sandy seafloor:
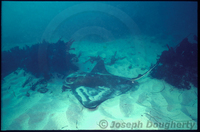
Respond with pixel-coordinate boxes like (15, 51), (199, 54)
(1, 35), (197, 130)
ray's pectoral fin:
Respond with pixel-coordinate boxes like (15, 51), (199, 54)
(91, 59), (110, 74)
(131, 62), (159, 83)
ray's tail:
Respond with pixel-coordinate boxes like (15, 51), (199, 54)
(130, 62), (159, 83)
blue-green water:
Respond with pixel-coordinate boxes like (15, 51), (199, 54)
(2, 1), (197, 47)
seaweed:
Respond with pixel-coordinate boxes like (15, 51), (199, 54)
(30, 78), (47, 91)
(83, 51), (126, 65)
(37, 87), (49, 93)
(2, 39), (79, 80)
(150, 34), (197, 89)
(128, 64), (132, 69)
(22, 76), (33, 88)
(25, 92), (30, 97)
(84, 55), (102, 64)
(71, 52), (82, 63)
(107, 51), (126, 65)
(12, 90), (16, 97)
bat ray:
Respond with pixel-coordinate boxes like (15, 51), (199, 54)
(63, 60), (157, 109)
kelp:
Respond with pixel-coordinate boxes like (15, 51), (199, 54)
(150, 34), (197, 89)
(2, 39), (79, 80)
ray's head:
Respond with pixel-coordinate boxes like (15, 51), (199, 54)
(65, 76), (78, 84)
(62, 73), (81, 92)
(64, 72), (86, 85)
